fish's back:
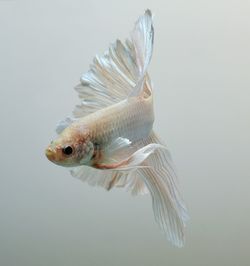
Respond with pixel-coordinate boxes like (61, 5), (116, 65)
(85, 96), (154, 145)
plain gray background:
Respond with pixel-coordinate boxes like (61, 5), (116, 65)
(0, 1), (249, 265)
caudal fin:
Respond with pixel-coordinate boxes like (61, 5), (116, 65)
(136, 131), (189, 247)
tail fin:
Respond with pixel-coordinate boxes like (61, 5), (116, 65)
(136, 131), (189, 247)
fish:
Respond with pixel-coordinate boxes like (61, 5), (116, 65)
(45, 10), (189, 247)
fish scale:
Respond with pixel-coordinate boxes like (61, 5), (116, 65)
(78, 95), (154, 147)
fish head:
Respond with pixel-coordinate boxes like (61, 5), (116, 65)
(45, 126), (94, 167)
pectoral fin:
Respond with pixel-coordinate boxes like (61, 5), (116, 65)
(94, 143), (166, 170)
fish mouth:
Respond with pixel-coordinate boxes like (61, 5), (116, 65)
(45, 147), (55, 161)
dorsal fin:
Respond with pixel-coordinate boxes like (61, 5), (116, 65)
(130, 9), (154, 97)
(73, 10), (154, 118)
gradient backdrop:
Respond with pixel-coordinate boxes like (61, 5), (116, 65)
(0, 1), (249, 265)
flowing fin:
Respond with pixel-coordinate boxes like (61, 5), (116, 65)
(125, 170), (149, 195)
(70, 136), (151, 195)
(104, 137), (132, 160)
(134, 132), (189, 247)
(93, 131), (189, 246)
(73, 10), (154, 118)
(71, 166), (115, 189)
(70, 165), (148, 196)
(130, 9), (154, 97)
(97, 137), (134, 166)
(71, 131), (188, 245)
(95, 143), (166, 171)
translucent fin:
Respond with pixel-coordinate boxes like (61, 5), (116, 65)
(55, 117), (76, 134)
(72, 131), (188, 245)
(70, 136), (150, 195)
(95, 143), (166, 171)
(70, 165), (148, 196)
(105, 137), (131, 158)
(71, 166), (115, 189)
(73, 10), (154, 118)
(111, 169), (149, 195)
(125, 170), (149, 195)
(130, 9), (154, 96)
(117, 143), (166, 170)
(135, 132), (189, 247)
(96, 137), (134, 166)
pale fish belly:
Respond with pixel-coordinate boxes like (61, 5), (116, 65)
(86, 97), (154, 145)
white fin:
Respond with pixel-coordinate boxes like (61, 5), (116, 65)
(70, 165), (148, 196)
(73, 10), (154, 118)
(108, 169), (149, 195)
(70, 137), (149, 195)
(113, 143), (167, 170)
(130, 9), (154, 96)
(55, 117), (76, 134)
(95, 142), (166, 171)
(135, 132), (189, 247)
(71, 166), (115, 189)
(98, 137), (133, 165)
(125, 170), (149, 195)
(105, 137), (131, 157)
(72, 131), (188, 246)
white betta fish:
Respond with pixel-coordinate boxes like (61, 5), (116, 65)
(45, 10), (189, 247)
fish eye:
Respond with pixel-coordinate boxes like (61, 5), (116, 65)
(62, 146), (73, 156)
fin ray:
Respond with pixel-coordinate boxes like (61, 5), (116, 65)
(130, 9), (154, 96)
(135, 132), (189, 246)
(73, 10), (154, 118)
(70, 165), (148, 196)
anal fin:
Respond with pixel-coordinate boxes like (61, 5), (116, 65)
(71, 130), (189, 247)
(70, 165), (148, 196)
(134, 131), (189, 247)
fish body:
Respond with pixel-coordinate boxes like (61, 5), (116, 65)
(46, 10), (189, 247)
(73, 91), (153, 146)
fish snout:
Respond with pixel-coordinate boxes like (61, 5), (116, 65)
(45, 147), (56, 162)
